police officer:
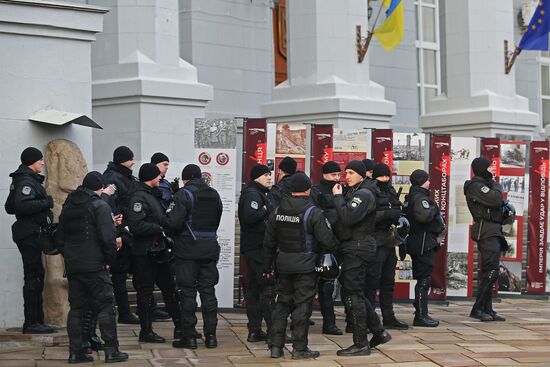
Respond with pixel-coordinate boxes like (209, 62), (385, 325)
(268, 156), (296, 209)
(332, 161), (391, 356)
(310, 161), (343, 336)
(238, 164), (274, 342)
(102, 146), (140, 324)
(126, 163), (181, 343)
(465, 157), (507, 322)
(264, 172), (337, 359)
(362, 159), (375, 179)
(151, 152), (179, 207)
(403, 169), (445, 327)
(364, 163), (408, 330)
(163, 164), (223, 349)
(7, 147), (55, 334)
(57, 172), (128, 364)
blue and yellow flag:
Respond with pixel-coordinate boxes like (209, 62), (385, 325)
(373, 0), (404, 52)
(519, 1), (550, 50)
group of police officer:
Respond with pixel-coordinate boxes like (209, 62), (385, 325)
(6, 144), (512, 363)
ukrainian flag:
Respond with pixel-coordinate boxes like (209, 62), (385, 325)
(373, 0), (404, 52)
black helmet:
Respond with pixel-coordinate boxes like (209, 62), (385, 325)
(502, 201), (516, 235)
(388, 216), (410, 246)
(315, 253), (340, 280)
(39, 222), (60, 256)
(435, 214), (447, 244)
(148, 232), (175, 264)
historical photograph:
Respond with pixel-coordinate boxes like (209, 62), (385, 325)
(498, 262), (522, 293)
(500, 143), (526, 168)
(275, 123), (306, 155)
(500, 176), (526, 194)
(447, 252), (468, 295)
(393, 133), (425, 161)
(194, 119), (237, 149)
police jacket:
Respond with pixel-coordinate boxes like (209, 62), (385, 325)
(464, 176), (504, 241)
(9, 165), (53, 242)
(403, 186), (445, 256)
(268, 174), (292, 211)
(333, 179), (377, 259)
(311, 179), (344, 239)
(102, 162), (138, 216)
(365, 179), (403, 246)
(158, 177), (174, 208)
(163, 178), (223, 260)
(263, 196), (336, 274)
(238, 181), (270, 254)
(126, 183), (166, 257)
(57, 187), (117, 274)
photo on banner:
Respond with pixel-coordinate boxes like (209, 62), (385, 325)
(275, 123), (306, 177)
(194, 118), (237, 308)
(332, 128), (370, 182)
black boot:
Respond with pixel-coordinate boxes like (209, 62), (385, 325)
(172, 336), (197, 349)
(68, 351), (94, 364)
(470, 270), (498, 322)
(322, 324), (343, 335)
(22, 323), (55, 334)
(369, 330), (392, 348)
(337, 295), (372, 356)
(138, 306), (165, 343)
(484, 294), (506, 321)
(292, 347), (320, 359)
(270, 346), (284, 358)
(413, 277), (439, 327)
(205, 333), (218, 348)
(247, 330), (268, 342)
(152, 308), (171, 321)
(383, 317), (409, 330)
(104, 345), (129, 363)
(337, 344), (371, 356)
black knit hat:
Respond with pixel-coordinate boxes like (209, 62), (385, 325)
(113, 146), (134, 165)
(139, 163), (161, 182)
(290, 171), (311, 192)
(322, 161), (341, 174)
(372, 163), (391, 179)
(410, 169), (429, 186)
(20, 147), (43, 166)
(362, 158), (375, 172)
(345, 160), (366, 178)
(278, 156), (297, 175)
(471, 157), (491, 177)
(83, 171), (105, 191)
(251, 164), (271, 181)
(181, 164), (202, 180)
(151, 152), (169, 165)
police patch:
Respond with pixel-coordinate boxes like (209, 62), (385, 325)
(133, 202), (142, 212)
(422, 200), (430, 209)
(166, 202), (175, 213)
(22, 186), (31, 195)
(251, 201), (259, 210)
(351, 196), (362, 205)
(325, 218), (332, 229)
(351, 202), (358, 208)
(480, 186), (490, 194)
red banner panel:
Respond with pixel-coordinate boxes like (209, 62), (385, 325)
(371, 129), (393, 172)
(242, 119), (267, 189)
(428, 135), (451, 300)
(310, 125), (333, 185)
(480, 138), (501, 180)
(527, 141), (550, 294)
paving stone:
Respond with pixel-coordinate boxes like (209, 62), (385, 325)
(382, 350), (428, 362)
(424, 353), (481, 366)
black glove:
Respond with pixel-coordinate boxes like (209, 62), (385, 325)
(46, 196), (54, 209)
(170, 178), (180, 193)
(398, 243), (407, 261)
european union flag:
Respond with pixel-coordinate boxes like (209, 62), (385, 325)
(519, 1), (550, 50)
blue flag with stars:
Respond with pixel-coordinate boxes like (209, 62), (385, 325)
(519, 1), (550, 50)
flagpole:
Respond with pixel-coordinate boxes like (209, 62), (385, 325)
(504, 40), (522, 75)
(357, 2), (386, 63)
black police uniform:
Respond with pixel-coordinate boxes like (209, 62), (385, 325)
(57, 186), (127, 362)
(102, 162), (138, 321)
(163, 178), (223, 347)
(403, 185), (445, 326)
(364, 179), (405, 328)
(238, 181), (274, 340)
(268, 174), (292, 210)
(126, 183), (180, 342)
(263, 196), (337, 355)
(9, 165), (54, 333)
(333, 179), (390, 355)
(464, 175), (506, 321)
(311, 179), (343, 334)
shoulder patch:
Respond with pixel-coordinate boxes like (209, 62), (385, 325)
(325, 218), (332, 230)
(480, 186), (490, 194)
(166, 202), (175, 213)
(250, 201), (259, 210)
(22, 186), (31, 195)
(422, 200), (430, 209)
(351, 196), (363, 205)
(133, 202), (143, 212)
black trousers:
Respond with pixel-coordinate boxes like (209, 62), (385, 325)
(474, 237), (501, 312)
(243, 251), (274, 334)
(132, 256), (180, 333)
(271, 272), (317, 350)
(67, 270), (117, 353)
(365, 246), (397, 321)
(411, 251), (435, 280)
(318, 278), (337, 328)
(411, 251), (435, 313)
(16, 236), (45, 325)
(110, 242), (132, 317)
(175, 258), (219, 337)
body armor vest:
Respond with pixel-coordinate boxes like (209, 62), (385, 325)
(275, 206), (314, 253)
(182, 186), (220, 237)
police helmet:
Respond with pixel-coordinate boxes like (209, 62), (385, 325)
(315, 253), (340, 280)
(148, 233), (175, 264)
(388, 216), (410, 246)
(435, 214), (447, 244)
(502, 201), (516, 235)
(40, 223), (60, 256)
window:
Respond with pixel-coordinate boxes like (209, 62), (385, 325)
(415, 0), (440, 115)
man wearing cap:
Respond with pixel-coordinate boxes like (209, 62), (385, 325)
(7, 147), (55, 334)
(310, 161), (343, 336)
(332, 160), (391, 356)
(464, 157), (507, 322)
(163, 164), (223, 349)
(364, 163), (408, 330)
(264, 172), (337, 359)
(102, 146), (140, 325)
(238, 164), (274, 343)
(403, 169), (445, 327)
(126, 163), (181, 343)
(151, 152), (179, 207)
(362, 159), (375, 179)
(269, 156), (297, 210)
(57, 172), (128, 364)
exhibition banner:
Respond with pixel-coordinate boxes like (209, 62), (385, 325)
(332, 128), (369, 182)
(371, 129), (393, 172)
(527, 141), (549, 294)
(275, 123), (306, 178)
(242, 119), (267, 189)
(310, 125), (333, 184)
(428, 134), (451, 300)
